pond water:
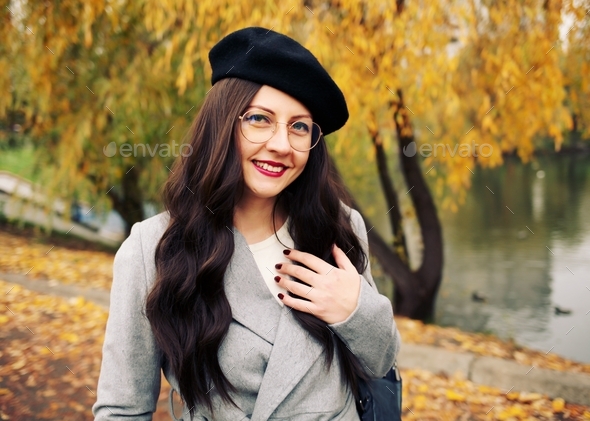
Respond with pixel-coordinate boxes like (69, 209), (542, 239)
(436, 154), (590, 363)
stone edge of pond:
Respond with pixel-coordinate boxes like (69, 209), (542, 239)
(398, 343), (590, 407)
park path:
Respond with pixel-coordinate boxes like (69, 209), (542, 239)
(0, 271), (110, 308)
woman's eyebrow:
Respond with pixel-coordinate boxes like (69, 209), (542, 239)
(248, 105), (312, 120)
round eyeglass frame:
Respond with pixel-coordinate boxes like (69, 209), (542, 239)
(238, 110), (323, 152)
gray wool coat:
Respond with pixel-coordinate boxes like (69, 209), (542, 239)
(92, 208), (400, 421)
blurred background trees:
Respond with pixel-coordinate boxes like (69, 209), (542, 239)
(1, 0), (588, 320)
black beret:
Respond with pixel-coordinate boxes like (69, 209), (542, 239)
(209, 27), (348, 135)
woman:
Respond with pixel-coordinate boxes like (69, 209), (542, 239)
(93, 27), (400, 421)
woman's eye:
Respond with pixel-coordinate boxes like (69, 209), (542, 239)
(246, 113), (271, 125)
(291, 121), (310, 133)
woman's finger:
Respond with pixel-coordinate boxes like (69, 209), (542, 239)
(281, 248), (333, 275)
(275, 262), (320, 287)
(275, 275), (316, 299)
(331, 244), (358, 273)
(278, 291), (320, 316)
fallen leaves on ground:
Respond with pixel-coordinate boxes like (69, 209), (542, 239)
(401, 368), (590, 420)
(0, 228), (114, 290)
(2, 278), (590, 420)
(0, 279), (171, 420)
(396, 317), (590, 375)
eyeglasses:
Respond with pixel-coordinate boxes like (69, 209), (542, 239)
(238, 109), (322, 152)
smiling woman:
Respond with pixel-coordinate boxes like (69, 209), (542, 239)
(92, 27), (401, 421)
(237, 86), (313, 215)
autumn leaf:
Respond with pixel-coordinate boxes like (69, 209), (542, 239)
(445, 389), (467, 402)
(553, 398), (566, 412)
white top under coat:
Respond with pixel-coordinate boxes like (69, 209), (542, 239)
(248, 218), (293, 306)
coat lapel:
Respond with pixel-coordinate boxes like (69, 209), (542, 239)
(250, 295), (324, 420)
(225, 227), (283, 344)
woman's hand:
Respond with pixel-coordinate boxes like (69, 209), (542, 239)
(274, 245), (361, 324)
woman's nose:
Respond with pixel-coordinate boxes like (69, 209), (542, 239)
(266, 123), (292, 153)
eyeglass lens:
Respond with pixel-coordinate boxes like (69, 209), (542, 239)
(240, 110), (321, 151)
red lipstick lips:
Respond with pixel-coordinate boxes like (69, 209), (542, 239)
(252, 160), (287, 177)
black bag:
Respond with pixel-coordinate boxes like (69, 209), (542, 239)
(356, 363), (402, 421)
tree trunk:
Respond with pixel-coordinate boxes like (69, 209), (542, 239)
(391, 89), (443, 320)
(351, 188), (441, 321)
(107, 165), (145, 236)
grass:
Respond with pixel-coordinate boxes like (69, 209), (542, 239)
(0, 145), (41, 183)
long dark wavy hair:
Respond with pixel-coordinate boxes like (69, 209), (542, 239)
(145, 78), (371, 417)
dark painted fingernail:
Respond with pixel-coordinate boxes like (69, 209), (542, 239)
(283, 249), (291, 255)
(274, 276), (280, 282)
(275, 263), (282, 269)
(278, 293), (284, 300)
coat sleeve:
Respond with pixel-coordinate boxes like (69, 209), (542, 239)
(93, 222), (162, 420)
(328, 208), (401, 378)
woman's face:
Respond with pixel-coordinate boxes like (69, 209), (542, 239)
(237, 85), (312, 204)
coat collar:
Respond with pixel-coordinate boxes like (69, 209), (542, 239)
(227, 227), (324, 421)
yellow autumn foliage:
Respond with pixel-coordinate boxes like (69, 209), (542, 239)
(0, 0), (588, 215)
